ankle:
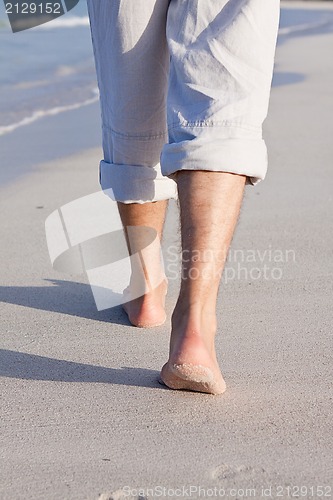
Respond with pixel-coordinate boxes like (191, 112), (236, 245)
(127, 273), (167, 297)
(172, 300), (217, 333)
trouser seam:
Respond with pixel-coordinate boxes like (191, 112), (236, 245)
(102, 124), (168, 141)
(168, 121), (261, 132)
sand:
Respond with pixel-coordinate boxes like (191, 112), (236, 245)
(1, 2), (332, 499)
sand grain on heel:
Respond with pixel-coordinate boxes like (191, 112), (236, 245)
(160, 362), (226, 395)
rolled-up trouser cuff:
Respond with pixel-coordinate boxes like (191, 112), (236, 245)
(99, 160), (178, 204)
(161, 128), (268, 185)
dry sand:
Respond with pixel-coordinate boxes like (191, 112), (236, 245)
(1, 2), (332, 499)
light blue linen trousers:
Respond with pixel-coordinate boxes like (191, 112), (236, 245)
(87, 0), (280, 203)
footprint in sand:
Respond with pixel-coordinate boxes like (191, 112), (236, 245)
(211, 465), (322, 500)
(211, 463), (292, 488)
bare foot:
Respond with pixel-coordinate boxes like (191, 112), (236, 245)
(122, 279), (167, 328)
(160, 312), (226, 395)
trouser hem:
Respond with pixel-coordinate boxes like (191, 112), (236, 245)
(161, 134), (268, 185)
(99, 160), (178, 204)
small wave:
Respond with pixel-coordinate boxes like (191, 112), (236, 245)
(278, 20), (332, 36)
(0, 91), (99, 136)
(32, 15), (89, 30)
(13, 79), (51, 89)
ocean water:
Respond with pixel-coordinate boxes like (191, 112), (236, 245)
(0, 0), (97, 135)
(1, 1), (333, 139)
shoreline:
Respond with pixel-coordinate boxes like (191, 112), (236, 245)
(0, 101), (102, 187)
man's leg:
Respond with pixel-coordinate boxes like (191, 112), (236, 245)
(87, 0), (176, 326)
(119, 200), (168, 328)
(160, 171), (245, 394)
(159, 0), (280, 393)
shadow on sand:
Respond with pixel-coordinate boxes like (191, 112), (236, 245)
(0, 279), (131, 324)
(0, 348), (164, 388)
